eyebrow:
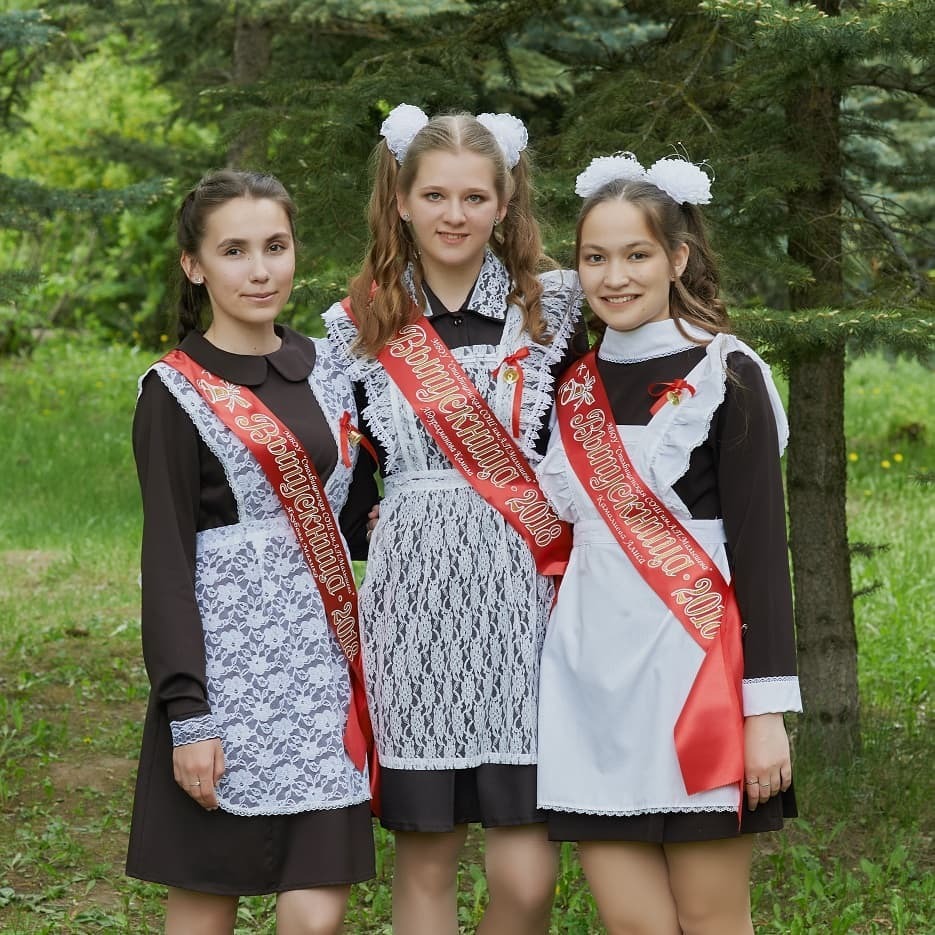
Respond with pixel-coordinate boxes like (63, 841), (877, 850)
(580, 240), (655, 251)
(216, 232), (292, 249)
(414, 184), (492, 194)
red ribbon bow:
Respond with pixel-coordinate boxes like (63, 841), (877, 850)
(648, 378), (696, 416)
(339, 411), (378, 468)
(491, 346), (530, 437)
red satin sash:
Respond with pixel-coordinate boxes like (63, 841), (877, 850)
(341, 298), (571, 577)
(161, 349), (378, 802)
(556, 350), (743, 801)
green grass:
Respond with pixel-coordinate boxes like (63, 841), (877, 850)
(0, 334), (932, 932)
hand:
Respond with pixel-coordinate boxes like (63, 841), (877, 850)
(173, 738), (225, 811)
(743, 712), (792, 810)
(366, 502), (380, 541)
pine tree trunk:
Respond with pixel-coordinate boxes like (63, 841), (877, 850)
(226, 14), (273, 169)
(785, 0), (860, 760)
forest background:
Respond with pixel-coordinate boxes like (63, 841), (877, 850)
(0, 0), (933, 931)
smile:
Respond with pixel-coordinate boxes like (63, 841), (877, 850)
(244, 292), (276, 301)
(603, 295), (638, 304)
(438, 232), (469, 243)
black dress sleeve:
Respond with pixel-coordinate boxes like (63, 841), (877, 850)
(339, 445), (380, 561)
(717, 354), (797, 681)
(133, 372), (214, 725)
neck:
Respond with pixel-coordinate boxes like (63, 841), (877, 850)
(204, 320), (282, 356)
(420, 254), (485, 312)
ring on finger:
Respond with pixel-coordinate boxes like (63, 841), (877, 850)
(189, 780), (202, 787)
(745, 779), (759, 785)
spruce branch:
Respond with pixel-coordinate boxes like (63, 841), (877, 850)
(841, 180), (929, 297)
(846, 64), (935, 100)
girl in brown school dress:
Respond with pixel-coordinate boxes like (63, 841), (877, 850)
(127, 170), (376, 934)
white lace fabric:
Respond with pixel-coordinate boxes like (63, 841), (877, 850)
(151, 339), (370, 816)
(324, 264), (582, 768)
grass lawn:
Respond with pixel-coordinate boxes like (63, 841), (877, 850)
(0, 335), (932, 933)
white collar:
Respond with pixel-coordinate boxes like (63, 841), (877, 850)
(405, 249), (511, 321)
(597, 317), (712, 363)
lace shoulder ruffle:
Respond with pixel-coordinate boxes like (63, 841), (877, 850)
(535, 429), (581, 524)
(647, 334), (788, 505)
(322, 301), (383, 382)
(504, 269), (582, 457)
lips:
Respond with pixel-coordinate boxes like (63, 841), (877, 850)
(244, 292), (276, 300)
(438, 232), (469, 244)
(602, 295), (638, 304)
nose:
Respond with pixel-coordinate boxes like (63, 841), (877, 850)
(604, 259), (630, 288)
(249, 255), (271, 282)
(443, 200), (466, 225)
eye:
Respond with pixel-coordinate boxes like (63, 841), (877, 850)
(224, 247), (243, 257)
(268, 242), (287, 253)
(629, 251), (648, 261)
(466, 193), (485, 204)
(425, 192), (443, 201)
(583, 253), (605, 264)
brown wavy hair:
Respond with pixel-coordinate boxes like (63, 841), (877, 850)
(575, 178), (728, 341)
(349, 113), (553, 356)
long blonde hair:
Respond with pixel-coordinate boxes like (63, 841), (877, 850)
(349, 113), (552, 356)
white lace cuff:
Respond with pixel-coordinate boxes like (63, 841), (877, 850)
(742, 676), (803, 716)
(170, 713), (220, 747)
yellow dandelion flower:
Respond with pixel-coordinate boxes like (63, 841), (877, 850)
(160, 334), (168, 343)
(893, 453), (903, 463)
(848, 452), (858, 462)
(881, 460), (891, 469)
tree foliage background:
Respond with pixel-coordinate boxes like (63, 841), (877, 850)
(1, 0), (932, 759)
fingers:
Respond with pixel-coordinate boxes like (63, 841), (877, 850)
(172, 739), (223, 811)
(366, 502), (381, 542)
(744, 764), (791, 809)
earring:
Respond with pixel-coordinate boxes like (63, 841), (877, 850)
(402, 213), (411, 222)
(193, 277), (203, 285)
(493, 217), (500, 227)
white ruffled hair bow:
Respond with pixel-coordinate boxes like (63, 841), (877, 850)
(575, 151), (713, 205)
(380, 103), (528, 168)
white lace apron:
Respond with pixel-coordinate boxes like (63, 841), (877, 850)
(148, 338), (371, 816)
(536, 335), (788, 816)
(325, 268), (581, 769)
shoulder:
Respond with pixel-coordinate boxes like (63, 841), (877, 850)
(535, 268), (584, 339)
(133, 366), (197, 451)
(708, 337), (789, 453)
(537, 268), (580, 299)
(322, 298), (381, 381)
(323, 299), (359, 349)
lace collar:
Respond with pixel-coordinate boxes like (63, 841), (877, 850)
(404, 249), (511, 321)
(178, 325), (315, 387)
(597, 317), (711, 363)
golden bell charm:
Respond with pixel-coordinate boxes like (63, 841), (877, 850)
(502, 366), (520, 384)
(347, 428), (362, 446)
(667, 390), (681, 406)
